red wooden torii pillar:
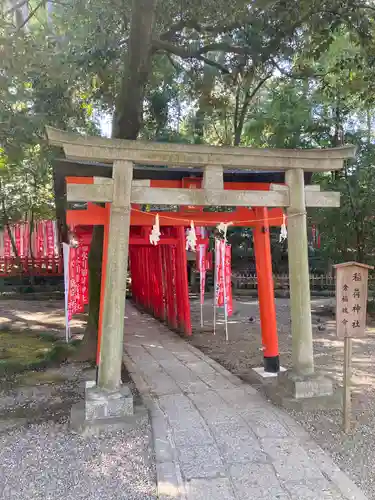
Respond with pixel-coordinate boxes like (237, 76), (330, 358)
(65, 175), (282, 373)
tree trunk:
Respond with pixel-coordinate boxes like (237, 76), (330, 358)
(194, 61), (220, 144)
(234, 87), (251, 146)
(112, 0), (157, 139)
(79, 0), (157, 362)
(233, 71), (270, 146)
(332, 96), (344, 181)
(75, 224), (104, 362)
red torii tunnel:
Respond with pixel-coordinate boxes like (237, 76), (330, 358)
(64, 172), (286, 373)
(129, 226), (192, 335)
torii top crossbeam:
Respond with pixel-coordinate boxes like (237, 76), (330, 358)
(47, 127), (355, 210)
(46, 126), (356, 392)
(47, 126), (354, 170)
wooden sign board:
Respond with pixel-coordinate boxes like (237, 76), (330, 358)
(334, 262), (373, 339)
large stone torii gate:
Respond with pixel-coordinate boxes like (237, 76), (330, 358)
(46, 127), (355, 412)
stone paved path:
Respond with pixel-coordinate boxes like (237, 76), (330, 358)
(123, 303), (367, 500)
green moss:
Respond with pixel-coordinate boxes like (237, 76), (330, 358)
(44, 342), (76, 363)
(0, 331), (78, 378)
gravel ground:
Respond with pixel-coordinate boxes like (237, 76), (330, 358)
(0, 362), (156, 500)
(3, 297), (374, 498)
(189, 296), (375, 499)
(0, 421), (156, 500)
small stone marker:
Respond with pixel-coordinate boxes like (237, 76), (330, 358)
(334, 262), (374, 432)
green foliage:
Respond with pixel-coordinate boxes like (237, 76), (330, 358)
(2, 0), (375, 287)
(0, 7), (101, 228)
(312, 141), (375, 267)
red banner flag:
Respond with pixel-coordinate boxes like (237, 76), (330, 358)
(23, 223), (30, 258)
(37, 222), (44, 258)
(81, 242), (90, 305)
(3, 229), (11, 258)
(76, 245), (84, 313)
(68, 246), (77, 320)
(214, 240), (233, 316)
(68, 246), (84, 319)
(46, 220), (55, 259)
(198, 243), (207, 306)
(224, 244), (233, 317)
(15, 225), (21, 257)
(215, 239), (224, 307)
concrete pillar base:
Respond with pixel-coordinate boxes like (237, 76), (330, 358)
(278, 370), (333, 398)
(84, 381), (133, 420)
(264, 370), (343, 411)
(252, 366), (287, 380)
(70, 381), (147, 436)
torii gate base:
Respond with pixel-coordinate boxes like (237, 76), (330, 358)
(47, 127), (355, 429)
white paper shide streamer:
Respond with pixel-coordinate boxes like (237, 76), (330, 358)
(216, 222), (232, 240)
(150, 214), (161, 245)
(279, 213), (287, 243)
(186, 221), (197, 251)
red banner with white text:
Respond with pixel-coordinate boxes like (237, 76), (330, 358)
(3, 230), (11, 258)
(0, 220), (60, 259)
(68, 246), (81, 320)
(198, 243), (207, 306)
(46, 220), (55, 259)
(214, 240), (233, 316)
(215, 239), (224, 307)
(67, 228), (93, 320)
(224, 244), (233, 317)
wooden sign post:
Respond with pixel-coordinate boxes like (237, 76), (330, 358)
(334, 262), (373, 433)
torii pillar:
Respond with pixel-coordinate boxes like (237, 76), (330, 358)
(273, 170), (335, 406)
(285, 169), (314, 376)
(98, 162), (133, 390)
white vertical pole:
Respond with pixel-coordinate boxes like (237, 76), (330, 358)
(222, 239), (229, 342)
(213, 238), (219, 335)
(343, 336), (353, 433)
(62, 243), (70, 343)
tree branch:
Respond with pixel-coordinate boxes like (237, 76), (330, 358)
(16, 1), (44, 31)
(159, 17), (249, 41)
(166, 53), (181, 72)
(270, 58), (331, 80)
(356, 2), (375, 12)
(211, 119), (226, 145)
(233, 72), (272, 145)
(5, 0), (28, 15)
(247, 73), (273, 102)
(233, 82), (241, 142)
(153, 39), (249, 74)
(166, 51), (230, 76)
(153, 39), (250, 58)
(198, 55), (230, 74)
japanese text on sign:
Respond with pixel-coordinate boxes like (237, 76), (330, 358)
(335, 264), (372, 339)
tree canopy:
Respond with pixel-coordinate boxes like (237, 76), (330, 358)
(2, 0), (375, 357)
